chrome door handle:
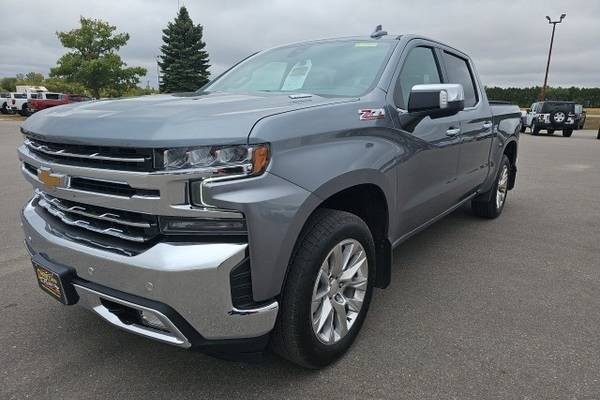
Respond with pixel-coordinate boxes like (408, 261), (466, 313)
(482, 121), (493, 130)
(446, 127), (461, 137)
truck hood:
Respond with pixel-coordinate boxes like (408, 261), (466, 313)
(22, 92), (355, 147)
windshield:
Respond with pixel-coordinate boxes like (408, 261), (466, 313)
(205, 40), (395, 97)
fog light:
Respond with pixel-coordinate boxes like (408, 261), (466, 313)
(159, 216), (247, 235)
(140, 310), (169, 332)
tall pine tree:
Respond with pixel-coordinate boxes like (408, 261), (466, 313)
(159, 7), (210, 93)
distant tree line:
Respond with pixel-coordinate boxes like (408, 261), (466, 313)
(485, 86), (600, 108)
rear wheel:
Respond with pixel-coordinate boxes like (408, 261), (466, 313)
(562, 129), (573, 137)
(271, 209), (375, 368)
(0, 103), (7, 114)
(520, 124), (526, 133)
(531, 121), (540, 135)
(472, 155), (510, 219)
(20, 104), (29, 116)
(547, 129), (555, 135)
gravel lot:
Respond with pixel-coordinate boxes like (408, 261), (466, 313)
(1, 119), (599, 399)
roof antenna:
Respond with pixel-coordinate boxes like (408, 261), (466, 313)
(370, 24), (387, 39)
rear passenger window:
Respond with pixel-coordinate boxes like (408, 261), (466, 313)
(443, 52), (478, 108)
(395, 47), (441, 109)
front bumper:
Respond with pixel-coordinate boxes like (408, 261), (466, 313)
(22, 198), (278, 348)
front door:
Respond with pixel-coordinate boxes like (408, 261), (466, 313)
(389, 45), (462, 236)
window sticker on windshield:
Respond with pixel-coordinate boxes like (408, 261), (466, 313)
(355, 43), (378, 47)
(282, 60), (312, 90)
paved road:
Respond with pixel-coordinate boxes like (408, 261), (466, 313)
(1, 120), (599, 399)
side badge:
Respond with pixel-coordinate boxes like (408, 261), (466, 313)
(358, 108), (385, 121)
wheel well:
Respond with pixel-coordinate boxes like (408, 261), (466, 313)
(319, 184), (392, 289)
(504, 141), (517, 190)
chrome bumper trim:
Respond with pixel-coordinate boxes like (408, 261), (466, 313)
(74, 284), (191, 348)
(22, 199), (279, 340)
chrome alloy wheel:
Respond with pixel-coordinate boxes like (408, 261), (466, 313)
(496, 164), (509, 209)
(311, 239), (368, 345)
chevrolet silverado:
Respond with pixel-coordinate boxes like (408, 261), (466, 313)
(18, 31), (520, 368)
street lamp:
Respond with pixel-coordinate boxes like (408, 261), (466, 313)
(155, 55), (161, 91)
(540, 13), (566, 100)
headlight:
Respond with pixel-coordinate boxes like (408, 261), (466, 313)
(158, 144), (269, 176)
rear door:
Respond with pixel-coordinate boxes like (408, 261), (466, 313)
(388, 42), (462, 234)
(441, 50), (494, 195)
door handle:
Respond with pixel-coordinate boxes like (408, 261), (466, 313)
(446, 127), (461, 137)
(482, 121), (493, 130)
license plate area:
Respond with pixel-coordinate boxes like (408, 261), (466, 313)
(32, 258), (79, 305)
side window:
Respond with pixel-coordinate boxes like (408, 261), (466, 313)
(443, 52), (478, 108)
(395, 47), (441, 109)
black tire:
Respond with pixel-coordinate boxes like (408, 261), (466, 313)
(519, 124), (526, 133)
(562, 129), (573, 137)
(471, 155), (510, 219)
(547, 129), (555, 135)
(596, 128), (600, 140)
(271, 208), (375, 368)
(0, 103), (7, 115)
(531, 121), (540, 135)
(20, 104), (29, 116)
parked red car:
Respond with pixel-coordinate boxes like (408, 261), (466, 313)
(28, 93), (92, 114)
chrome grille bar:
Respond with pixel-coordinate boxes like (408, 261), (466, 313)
(25, 139), (148, 163)
(38, 191), (153, 228)
(37, 196), (148, 243)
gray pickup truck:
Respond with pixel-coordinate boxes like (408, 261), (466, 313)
(18, 31), (520, 368)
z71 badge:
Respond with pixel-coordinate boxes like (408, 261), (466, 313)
(358, 108), (385, 121)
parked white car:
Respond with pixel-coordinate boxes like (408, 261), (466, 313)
(6, 92), (41, 116)
(0, 92), (10, 114)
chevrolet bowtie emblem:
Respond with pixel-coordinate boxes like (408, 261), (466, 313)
(37, 167), (65, 188)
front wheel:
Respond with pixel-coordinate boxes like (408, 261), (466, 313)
(471, 155), (510, 219)
(562, 129), (573, 137)
(271, 209), (375, 368)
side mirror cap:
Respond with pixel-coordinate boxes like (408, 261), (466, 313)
(408, 84), (465, 116)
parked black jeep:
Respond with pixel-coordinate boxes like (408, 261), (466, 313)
(530, 101), (576, 137)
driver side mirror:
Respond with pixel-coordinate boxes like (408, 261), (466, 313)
(408, 84), (465, 117)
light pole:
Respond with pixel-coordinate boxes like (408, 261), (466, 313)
(540, 13), (566, 100)
(155, 55), (161, 91)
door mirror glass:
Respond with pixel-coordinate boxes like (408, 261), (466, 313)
(407, 83), (464, 116)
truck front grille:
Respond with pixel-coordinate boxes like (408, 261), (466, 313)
(69, 177), (159, 198)
(36, 192), (159, 243)
(24, 137), (155, 172)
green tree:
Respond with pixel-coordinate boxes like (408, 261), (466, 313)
(50, 16), (146, 98)
(0, 77), (17, 92)
(23, 72), (45, 85)
(159, 6), (210, 92)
